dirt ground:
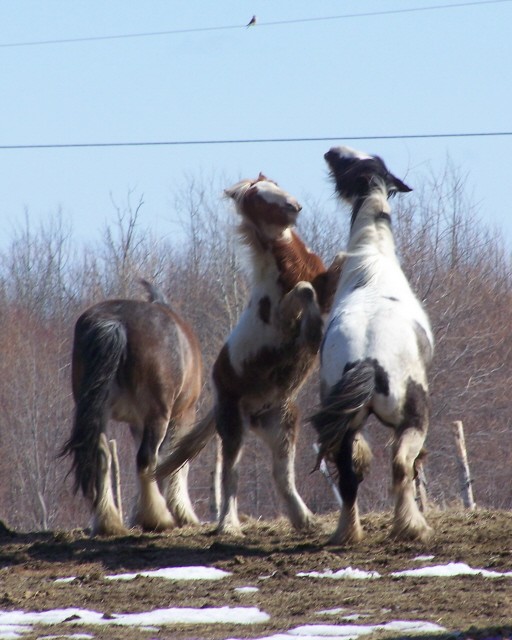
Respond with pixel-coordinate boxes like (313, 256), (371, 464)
(0, 509), (511, 640)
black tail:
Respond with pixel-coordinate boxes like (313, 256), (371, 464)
(311, 361), (375, 467)
(60, 315), (127, 503)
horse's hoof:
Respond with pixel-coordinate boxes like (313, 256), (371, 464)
(293, 516), (316, 534)
(326, 527), (364, 546)
(215, 524), (244, 537)
(391, 521), (433, 543)
(93, 524), (129, 537)
(174, 513), (200, 528)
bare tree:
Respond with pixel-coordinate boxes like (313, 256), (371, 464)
(0, 166), (510, 531)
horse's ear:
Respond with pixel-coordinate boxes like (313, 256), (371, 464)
(389, 174), (412, 193)
(225, 180), (250, 200)
(257, 172), (268, 182)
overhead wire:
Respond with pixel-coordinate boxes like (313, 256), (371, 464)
(1, 131), (511, 151)
(0, 0), (510, 49)
(1, 0), (509, 151)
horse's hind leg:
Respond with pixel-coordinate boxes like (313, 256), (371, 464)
(330, 430), (371, 545)
(132, 418), (175, 532)
(257, 404), (314, 532)
(391, 381), (432, 541)
(216, 396), (244, 536)
(93, 433), (127, 536)
(164, 462), (199, 526)
(161, 411), (200, 526)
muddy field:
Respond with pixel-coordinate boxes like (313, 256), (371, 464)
(0, 509), (511, 640)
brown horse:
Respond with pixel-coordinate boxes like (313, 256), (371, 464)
(61, 281), (202, 535)
(157, 174), (342, 534)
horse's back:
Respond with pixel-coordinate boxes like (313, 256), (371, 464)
(73, 299), (202, 425)
(322, 273), (432, 393)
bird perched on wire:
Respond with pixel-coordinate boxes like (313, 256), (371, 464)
(246, 15), (257, 27)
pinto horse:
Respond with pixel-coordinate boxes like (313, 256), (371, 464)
(61, 281), (202, 535)
(157, 174), (342, 534)
(312, 147), (434, 544)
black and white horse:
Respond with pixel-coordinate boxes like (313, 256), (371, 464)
(312, 147), (434, 544)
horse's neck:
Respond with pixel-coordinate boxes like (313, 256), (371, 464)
(348, 192), (396, 259)
(332, 192), (399, 301)
(241, 225), (324, 293)
(270, 230), (325, 292)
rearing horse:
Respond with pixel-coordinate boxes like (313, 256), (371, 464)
(312, 147), (434, 544)
(157, 174), (342, 534)
(61, 281), (202, 535)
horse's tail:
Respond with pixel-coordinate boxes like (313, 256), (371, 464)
(155, 408), (216, 481)
(140, 278), (168, 305)
(60, 315), (127, 504)
(310, 360), (375, 469)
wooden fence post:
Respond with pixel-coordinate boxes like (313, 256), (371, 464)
(452, 421), (476, 510)
(313, 444), (343, 507)
(109, 439), (123, 523)
(414, 458), (428, 513)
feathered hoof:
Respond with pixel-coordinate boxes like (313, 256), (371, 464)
(291, 513), (317, 534)
(327, 524), (364, 546)
(92, 521), (129, 537)
(133, 511), (176, 533)
(215, 522), (244, 537)
(141, 518), (176, 533)
(391, 519), (433, 543)
(174, 512), (201, 528)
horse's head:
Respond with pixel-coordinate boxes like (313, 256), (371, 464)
(225, 174), (302, 239)
(324, 146), (412, 204)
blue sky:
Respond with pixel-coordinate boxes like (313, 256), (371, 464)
(1, 0), (511, 251)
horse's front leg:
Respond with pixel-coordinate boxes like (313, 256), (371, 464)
(132, 417), (175, 532)
(278, 282), (323, 352)
(215, 394), (245, 536)
(256, 403), (314, 532)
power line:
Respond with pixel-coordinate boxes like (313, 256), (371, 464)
(1, 131), (511, 151)
(1, 0), (510, 49)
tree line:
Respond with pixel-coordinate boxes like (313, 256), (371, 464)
(0, 167), (510, 531)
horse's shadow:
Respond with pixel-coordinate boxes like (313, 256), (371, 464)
(1, 525), (293, 574)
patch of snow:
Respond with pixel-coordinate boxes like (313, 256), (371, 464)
(316, 608), (347, 616)
(234, 586), (259, 593)
(105, 566), (231, 581)
(315, 611), (368, 622)
(37, 635), (94, 639)
(228, 619), (445, 640)
(0, 605), (269, 637)
(54, 578), (76, 584)
(412, 555), (435, 562)
(0, 624), (33, 640)
(297, 568), (380, 580)
(258, 571), (277, 580)
(391, 562), (512, 578)
(290, 620), (445, 637)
